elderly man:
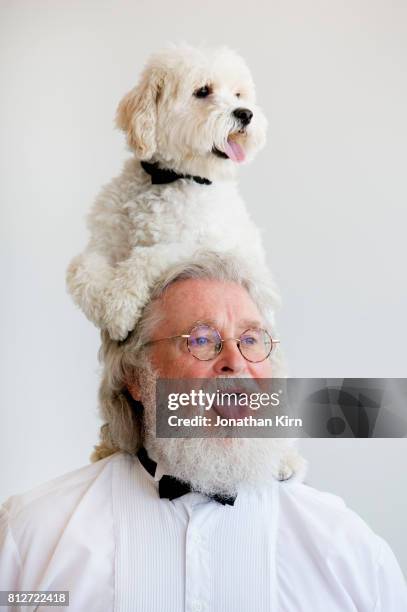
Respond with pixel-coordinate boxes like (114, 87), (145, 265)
(1, 253), (406, 611)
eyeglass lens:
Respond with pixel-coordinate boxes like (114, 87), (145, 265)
(187, 325), (272, 362)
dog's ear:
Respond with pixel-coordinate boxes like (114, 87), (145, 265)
(116, 67), (164, 160)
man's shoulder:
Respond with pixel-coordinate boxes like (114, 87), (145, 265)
(278, 478), (383, 562)
(279, 478), (349, 513)
(0, 452), (130, 590)
(276, 479), (407, 606)
(1, 451), (124, 529)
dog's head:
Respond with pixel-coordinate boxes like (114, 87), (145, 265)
(116, 45), (267, 180)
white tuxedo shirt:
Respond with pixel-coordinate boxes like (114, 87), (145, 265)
(1, 451), (406, 611)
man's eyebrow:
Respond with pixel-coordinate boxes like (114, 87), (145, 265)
(239, 319), (263, 329)
(184, 318), (264, 332)
(184, 318), (217, 330)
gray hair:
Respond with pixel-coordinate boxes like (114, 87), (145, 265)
(90, 251), (284, 462)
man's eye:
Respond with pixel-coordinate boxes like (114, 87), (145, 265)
(241, 336), (257, 346)
(194, 86), (211, 98)
(194, 337), (210, 346)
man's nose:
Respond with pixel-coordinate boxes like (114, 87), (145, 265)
(233, 107), (253, 126)
(212, 339), (247, 375)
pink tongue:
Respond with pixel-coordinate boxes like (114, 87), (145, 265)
(224, 138), (246, 163)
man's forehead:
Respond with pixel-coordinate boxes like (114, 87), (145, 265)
(162, 277), (254, 302)
(156, 278), (264, 332)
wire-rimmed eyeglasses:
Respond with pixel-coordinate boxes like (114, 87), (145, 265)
(144, 323), (280, 363)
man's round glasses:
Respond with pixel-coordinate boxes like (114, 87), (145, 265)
(145, 323), (279, 363)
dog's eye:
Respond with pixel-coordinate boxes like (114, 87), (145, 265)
(235, 92), (241, 98)
(194, 85), (211, 98)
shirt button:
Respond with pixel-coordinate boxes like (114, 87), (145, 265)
(191, 601), (204, 612)
(193, 534), (202, 546)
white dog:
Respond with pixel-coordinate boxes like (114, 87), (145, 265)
(66, 44), (273, 340)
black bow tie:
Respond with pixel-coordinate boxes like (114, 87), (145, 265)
(137, 447), (236, 506)
(141, 161), (212, 186)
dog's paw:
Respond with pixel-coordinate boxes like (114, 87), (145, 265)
(66, 253), (110, 328)
(103, 281), (150, 341)
(106, 319), (135, 342)
(104, 298), (141, 341)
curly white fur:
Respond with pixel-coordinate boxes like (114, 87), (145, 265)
(66, 44), (271, 340)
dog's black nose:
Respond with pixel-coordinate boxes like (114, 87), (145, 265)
(233, 107), (253, 126)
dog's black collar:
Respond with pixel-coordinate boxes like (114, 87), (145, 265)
(141, 161), (212, 185)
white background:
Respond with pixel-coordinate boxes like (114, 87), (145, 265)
(1, 0), (406, 574)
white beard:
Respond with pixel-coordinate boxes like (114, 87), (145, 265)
(139, 362), (304, 497)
